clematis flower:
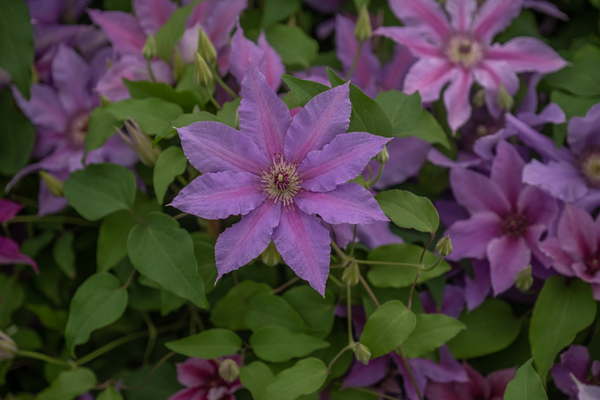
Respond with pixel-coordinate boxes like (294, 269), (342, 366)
(171, 65), (389, 294)
(551, 345), (600, 400)
(374, 0), (567, 131)
(0, 200), (38, 272)
(6, 45), (137, 216)
(444, 141), (558, 295)
(169, 357), (242, 400)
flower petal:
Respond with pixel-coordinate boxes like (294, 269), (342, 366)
(387, 0), (451, 43)
(445, 212), (503, 261)
(517, 185), (558, 227)
(378, 44), (417, 92)
(38, 178), (69, 217)
(524, 0), (568, 20)
(465, 259), (492, 311)
(273, 206), (331, 295)
(229, 22), (265, 87)
(52, 45), (93, 116)
(403, 58), (455, 103)
(258, 31), (284, 91)
(299, 132), (390, 193)
(11, 84), (67, 132)
(445, 0), (477, 32)
(425, 383), (462, 400)
(557, 204), (597, 262)
(373, 27), (443, 59)
(450, 168), (511, 215)
(567, 103), (600, 156)
(343, 357), (389, 388)
(471, 0), (524, 44)
(5, 146), (74, 191)
(296, 183), (388, 225)
(505, 112), (571, 162)
(176, 358), (216, 388)
(472, 60), (519, 118)
(0, 236), (38, 272)
(167, 388), (207, 400)
(0, 200), (22, 223)
(487, 235), (531, 295)
(284, 83), (352, 162)
(193, 0), (247, 49)
(178, 121), (266, 174)
(412, 346), (469, 383)
(133, 0), (177, 35)
(551, 346), (591, 397)
(540, 237), (576, 277)
(369, 137), (431, 190)
(443, 67), (474, 132)
(490, 141), (525, 208)
(88, 9), (146, 56)
(486, 37), (567, 74)
(215, 201), (282, 280)
(356, 221), (403, 249)
(522, 159), (588, 203)
(488, 368), (517, 398)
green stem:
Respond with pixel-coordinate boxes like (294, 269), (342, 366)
(367, 164), (385, 188)
(142, 312), (157, 365)
(8, 215), (97, 226)
(398, 346), (423, 400)
(327, 343), (354, 374)
(328, 273), (344, 288)
(146, 59), (157, 82)
(347, 284), (353, 344)
(16, 350), (71, 367)
(75, 331), (148, 366)
(213, 72), (238, 98)
(176, 175), (188, 186)
(330, 240), (347, 262)
(359, 275), (380, 307)
(348, 386), (402, 400)
(271, 276), (300, 294)
(355, 259), (420, 268)
(209, 93), (222, 110)
(345, 41), (363, 80)
(349, 225), (358, 257)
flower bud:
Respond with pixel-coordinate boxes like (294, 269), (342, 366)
(261, 241), (281, 267)
(173, 48), (185, 82)
(198, 28), (217, 66)
(142, 33), (157, 60)
(342, 260), (360, 287)
(219, 359), (239, 382)
(375, 147), (389, 165)
(515, 265), (533, 292)
(497, 83), (514, 112)
(116, 118), (161, 167)
(0, 330), (17, 361)
(436, 235), (453, 257)
(99, 94), (112, 106)
(354, 4), (372, 43)
(472, 88), (485, 108)
(39, 171), (64, 197)
(354, 342), (371, 365)
(194, 51), (213, 88)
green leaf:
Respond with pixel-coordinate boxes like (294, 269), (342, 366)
(0, 89), (34, 175)
(84, 107), (120, 152)
(217, 98), (242, 128)
(25, 303), (67, 333)
(52, 231), (75, 279)
(124, 79), (205, 112)
(250, 326), (330, 362)
(240, 361), (275, 400)
(165, 328), (242, 359)
(326, 67), (346, 87)
(375, 90), (422, 136)
(160, 290), (187, 316)
(63, 163), (136, 221)
(282, 92), (302, 109)
(283, 286), (336, 339)
(104, 98), (183, 136)
(65, 272), (128, 356)
(367, 244), (451, 288)
(265, 24), (318, 68)
(375, 189), (439, 233)
(530, 276), (596, 383)
(282, 75), (329, 106)
(245, 292), (308, 333)
(504, 358), (548, 400)
(549, 90), (599, 147)
(0, 0), (33, 97)
(348, 84), (393, 138)
(401, 313), (466, 358)
(359, 300), (416, 358)
(97, 387), (124, 400)
(119, 363), (180, 400)
(191, 233), (217, 293)
(127, 212), (207, 308)
(402, 109), (450, 148)
(155, 0), (200, 61)
(153, 146), (188, 204)
(329, 387), (378, 400)
(11, 327), (42, 351)
(35, 368), (96, 400)
(263, 358), (328, 400)
(0, 274), (23, 329)
(210, 281), (272, 330)
(545, 45), (600, 97)
(261, 0), (301, 29)
(164, 111), (219, 137)
(448, 299), (522, 359)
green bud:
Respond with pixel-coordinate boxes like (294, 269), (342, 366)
(472, 88), (485, 107)
(142, 33), (157, 60)
(198, 28), (217, 66)
(105, 57), (113, 70)
(375, 146), (389, 165)
(497, 83), (514, 112)
(354, 342), (371, 365)
(341, 260), (360, 287)
(173, 48), (185, 82)
(31, 66), (38, 84)
(261, 241), (281, 267)
(117, 118), (162, 167)
(39, 171), (63, 197)
(218, 359), (240, 382)
(515, 265), (533, 292)
(0, 330), (17, 361)
(99, 94), (112, 106)
(194, 51), (213, 87)
(354, 4), (372, 43)
(435, 235), (453, 257)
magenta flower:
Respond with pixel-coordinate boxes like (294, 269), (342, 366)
(169, 357), (242, 400)
(0, 200), (38, 272)
(374, 0), (567, 131)
(171, 65), (389, 294)
(444, 141), (558, 295)
(551, 345), (600, 400)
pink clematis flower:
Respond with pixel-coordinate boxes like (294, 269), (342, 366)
(169, 357), (242, 400)
(0, 200), (38, 272)
(551, 345), (600, 400)
(374, 0), (567, 132)
(170, 65), (389, 294)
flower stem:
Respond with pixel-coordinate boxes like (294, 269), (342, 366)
(366, 164), (385, 188)
(327, 343), (354, 374)
(213, 72), (238, 99)
(146, 59), (157, 83)
(347, 284), (353, 344)
(331, 240), (348, 262)
(16, 350), (71, 367)
(345, 41), (363, 80)
(398, 346), (423, 400)
(355, 259), (420, 268)
(209, 93), (222, 110)
(9, 215), (97, 226)
(271, 276), (300, 294)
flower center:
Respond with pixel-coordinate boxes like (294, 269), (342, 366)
(584, 250), (600, 276)
(578, 148), (600, 189)
(501, 213), (529, 237)
(261, 153), (302, 206)
(66, 110), (90, 147)
(445, 34), (485, 68)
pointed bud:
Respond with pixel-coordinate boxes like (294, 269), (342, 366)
(105, 57), (113, 70)
(354, 4), (372, 42)
(497, 83), (514, 112)
(342, 260), (361, 287)
(375, 147), (389, 165)
(192, 104), (201, 114)
(117, 119), (161, 167)
(435, 235), (453, 257)
(354, 342), (371, 365)
(99, 94), (112, 106)
(173, 48), (185, 82)
(472, 88), (485, 107)
(261, 241), (281, 267)
(198, 28), (217, 66)
(39, 171), (63, 197)
(0, 331), (16, 361)
(31, 66), (39, 84)
(219, 359), (240, 382)
(194, 51), (213, 87)
(142, 33), (157, 60)
(515, 265), (533, 292)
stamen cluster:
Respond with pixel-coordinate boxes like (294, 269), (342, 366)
(260, 153), (303, 207)
(577, 148), (600, 188)
(445, 34), (485, 68)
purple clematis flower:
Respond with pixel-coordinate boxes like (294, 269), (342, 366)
(171, 65), (389, 294)
(374, 0), (567, 131)
(169, 356), (242, 400)
(444, 140), (558, 295)
(0, 200), (38, 272)
(551, 345), (600, 400)
(6, 45), (138, 216)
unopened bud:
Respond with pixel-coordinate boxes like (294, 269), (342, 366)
(354, 4), (372, 42)
(435, 235), (453, 257)
(117, 119), (161, 167)
(173, 48), (185, 82)
(0, 331), (17, 361)
(341, 260), (360, 287)
(261, 241), (281, 267)
(31, 66), (39, 84)
(472, 88), (485, 108)
(515, 265), (533, 292)
(354, 342), (371, 365)
(497, 83), (514, 112)
(39, 171), (63, 197)
(375, 147), (389, 165)
(99, 94), (112, 106)
(219, 359), (239, 382)
(105, 57), (113, 70)
(198, 28), (217, 66)
(142, 33), (157, 60)
(194, 51), (213, 87)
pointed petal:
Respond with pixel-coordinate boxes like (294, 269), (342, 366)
(557, 204), (597, 261)
(299, 132), (390, 192)
(488, 235), (531, 295)
(425, 383), (462, 400)
(505, 113), (570, 162)
(412, 346), (469, 383)
(88, 10), (146, 55)
(258, 32), (284, 91)
(52, 45), (93, 116)
(215, 201), (281, 279)
(465, 259), (492, 310)
(444, 212), (502, 261)
(133, 0), (177, 34)
(551, 346), (590, 397)
(471, 0), (524, 44)
(443, 67), (474, 132)
(378, 44), (417, 92)
(567, 103), (600, 156)
(522, 159), (588, 203)
(239, 64), (291, 160)
(178, 121), (266, 174)
(373, 27), (444, 58)
(370, 137), (431, 190)
(273, 206), (331, 295)
(0, 237), (38, 272)
(490, 141), (525, 208)
(450, 168), (511, 215)
(472, 60), (519, 118)
(524, 0), (568, 20)
(488, 368), (517, 398)
(229, 22), (265, 87)
(387, 0), (451, 43)
(170, 171), (266, 219)
(445, 0), (477, 31)
(486, 37), (567, 74)
(199, 0), (248, 49)
(540, 237), (576, 277)
(343, 357), (389, 388)
(517, 185), (558, 227)
(11, 84), (67, 132)
(574, 378), (600, 400)
(284, 83), (352, 162)
(441, 285), (465, 318)
(5, 147), (73, 191)
(458, 363), (492, 400)
(403, 58), (455, 102)
(356, 221), (404, 249)
(176, 358), (216, 387)
(168, 388), (206, 400)
(0, 200), (23, 223)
